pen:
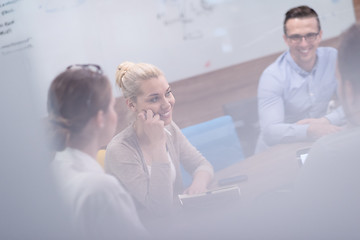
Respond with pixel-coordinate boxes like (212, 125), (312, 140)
(164, 128), (172, 136)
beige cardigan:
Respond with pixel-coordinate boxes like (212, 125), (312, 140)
(104, 121), (214, 214)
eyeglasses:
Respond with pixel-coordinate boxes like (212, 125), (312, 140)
(66, 64), (103, 74)
(286, 32), (320, 44)
(66, 64), (104, 108)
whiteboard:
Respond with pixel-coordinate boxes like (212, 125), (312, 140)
(0, 0), (356, 115)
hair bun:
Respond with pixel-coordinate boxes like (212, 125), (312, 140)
(115, 61), (135, 89)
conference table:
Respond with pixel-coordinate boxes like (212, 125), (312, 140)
(153, 141), (314, 238)
(210, 141), (313, 206)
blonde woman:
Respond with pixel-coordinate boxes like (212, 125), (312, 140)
(105, 62), (214, 215)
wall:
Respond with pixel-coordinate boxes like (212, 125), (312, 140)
(0, 0), (356, 116)
(354, 0), (360, 20)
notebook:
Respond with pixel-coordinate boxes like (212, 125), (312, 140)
(178, 185), (241, 208)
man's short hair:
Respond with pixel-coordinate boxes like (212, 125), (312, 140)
(283, 5), (321, 35)
(338, 23), (360, 91)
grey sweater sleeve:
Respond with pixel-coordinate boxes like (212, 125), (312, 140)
(169, 122), (214, 178)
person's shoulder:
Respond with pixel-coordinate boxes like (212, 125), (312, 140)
(51, 150), (78, 177)
(264, 51), (287, 71)
(166, 121), (184, 139)
(318, 46), (337, 52)
(71, 172), (137, 219)
(107, 124), (136, 150)
(166, 121), (180, 133)
(78, 172), (127, 197)
(318, 126), (360, 146)
(318, 46), (338, 57)
(165, 121), (187, 148)
(105, 124), (142, 168)
(261, 51), (289, 78)
(307, 126), (360, 161)
(296, 127), (360, 191)
(258, 52), (288, 88)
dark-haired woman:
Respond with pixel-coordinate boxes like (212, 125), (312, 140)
(48, 65), (147, 240)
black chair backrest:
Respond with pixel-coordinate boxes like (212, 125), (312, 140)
(222, 97), (259, 158)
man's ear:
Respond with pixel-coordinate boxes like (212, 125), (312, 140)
(283, 34), (290, 47)
(126, 99), (137, 112)
(317, 29), (323, 42)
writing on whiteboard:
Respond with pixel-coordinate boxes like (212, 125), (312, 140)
(1, 37), (32, 55)
(156, 0), (215, 40)
(38, 0), (86, 13)
(0, 0), (33, 55)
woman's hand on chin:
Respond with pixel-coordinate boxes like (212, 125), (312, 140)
(134, 109), (166, 147)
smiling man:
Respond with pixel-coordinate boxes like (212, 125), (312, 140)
(256, 5), (346, 152)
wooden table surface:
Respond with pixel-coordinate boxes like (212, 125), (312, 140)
(211, 141), (313, 205)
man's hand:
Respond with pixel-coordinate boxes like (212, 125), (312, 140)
(297, 117), (343, 139)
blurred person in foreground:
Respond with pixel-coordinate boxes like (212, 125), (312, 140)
(47, 64), (147, 240)
(285, 21), (360, 239)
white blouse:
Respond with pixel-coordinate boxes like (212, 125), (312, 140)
(146, 151), (176, 184)
(51, 147), (147, 239)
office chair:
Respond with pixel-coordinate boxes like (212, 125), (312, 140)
(180, 115), (244, 187)
(222, 97), (259, 158)
(96, 149), (106, 169)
